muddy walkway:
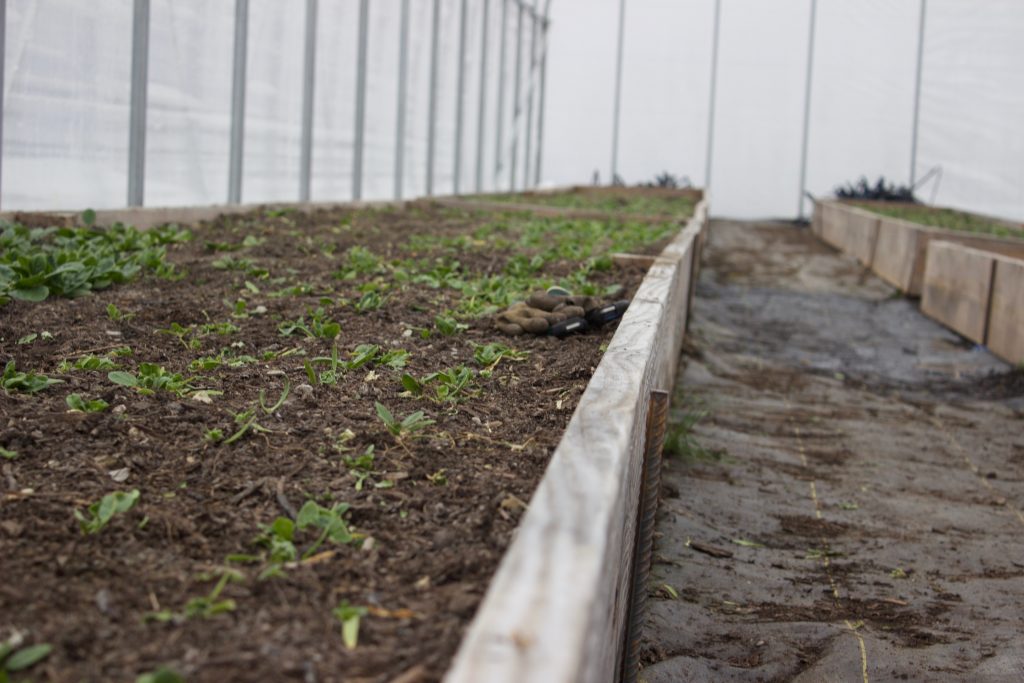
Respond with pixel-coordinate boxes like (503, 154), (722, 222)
(640, 220), (1024, 682)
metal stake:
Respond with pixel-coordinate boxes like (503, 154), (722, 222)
(523, 0), (537, 190)
(704, 0), (721, 192)
(127, 0), (150, 208)
(494, 0), (508, 187)
(611, 0), (626, 183)
(509, 1), (523, 192)
(426, 0), (441, 195)
(910, 0), (927, 187)
(228, 0), (249, 205)
(533, 5), (550, 188)
(394, 0), (410, 200)
(352, 0), (369, 200)
(796, 0), (817, 221)
(0, 0), (6, 208)
(454, 0), (469, 194)
(299, 0), (317, 202)
(474, 0), (490, 193)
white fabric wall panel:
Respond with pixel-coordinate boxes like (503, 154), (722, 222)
(4, 0), (132, 211)
(916, 0), (1024, 222)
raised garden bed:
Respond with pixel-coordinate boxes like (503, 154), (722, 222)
(0, 194), (703, 682)
(812, 200), (1024, 295)
(476, 186), (699, 218)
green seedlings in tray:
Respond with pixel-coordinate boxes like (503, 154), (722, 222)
(108, 364), (194, 397)
(0, 637), (52, 676)
(1, 361), (62, 394)
(278, 307), (341, 339)
(332, 602), (368, 650)
(75, 489), (140, 535)
(66, 393), (109, 413)
(374, 401), (434, 441)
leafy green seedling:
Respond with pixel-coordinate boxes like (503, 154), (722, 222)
(156, 322), (199, 349)
(106, 303), (134, 321)
(221, 382), (290, 444)
(1, 361), (62, 394)
(354, 291), (386, 313)
(108, 364), (194, 396)
(426, 469), (448, 486)
(374, 402), (434, 440)
(296, 500), (353, 558)
(136, 667), (185, 683)
(332, 602), (368, 650)
(434, 314), (468, 336)
(146, 569), (242, 623)
(473, 342), (528, 369)
(75, 489), (140, 534)
(66, 393), (109, 413)
(344, 446), (392, 491)
(60, 354), (118, 371)
(403, 366), (476, 403)
(0, 638), (52, 675)
(0, 446), (17, 460)
(278, 307), (341, 339)
(378, 349), (410, 370)
(204, 428), (224, 443)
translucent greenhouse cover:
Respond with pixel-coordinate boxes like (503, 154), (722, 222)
(3, 0), (1023, 223)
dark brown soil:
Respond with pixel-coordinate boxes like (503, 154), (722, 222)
(0, 201), (657, 682)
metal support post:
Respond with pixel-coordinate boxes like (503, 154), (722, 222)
(454, 0), (469, 194)
(910, 0), (927, 187)
(796, 0), (817, 221)
(494, 0), (508, 186)
(523, 0), (537, 190)
(127, 0), (150, 207)
(474, 0), (490, 193)
(352, 0), (369, 200)
(704, 0), (721, 192)
(299, 0), (317, 202)
(611, 0), (626, 183)
(509, 1), (523, 191)
(0, 0), (6, 207)
(228, 0), (249, 205)
(426, 0), (441, 195)
(533, 3), (550, 188)
(394, 0), (410, 199)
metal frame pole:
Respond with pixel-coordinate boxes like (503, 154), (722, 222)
(474, 0), (490, 193)
(523, 1), (537, 190)
(610, 0), (626, 183)
(426, 0), (441, 195)
(299, 0), (317, 201)
(0, 0), (6, 208)
(796, 0), (817, 220)
(352, 0), (369, 200)
(228, 0), (249, 205)
(494, 0), (508, 187)
(454, 0), (469, 194)
(394, 0), (410, 199)
(127, 0), (150, 208)
(704, 0), (721, 192)
(533, 10), (549, 187)
(509, 1), (523, 191)
(910, 0), (927, 187)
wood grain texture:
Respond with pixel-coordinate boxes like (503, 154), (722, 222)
(445, 202), (707, 683)
(921, 241), (995, 344)
(817, 202), (878, 266)
(871, 216), (922, 292)
(986, 255), (1024, 365)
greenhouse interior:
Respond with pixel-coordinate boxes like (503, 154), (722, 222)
(2, 1), (1023, 682)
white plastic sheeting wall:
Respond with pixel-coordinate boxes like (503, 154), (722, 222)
(545, 0), (1024, 222)
(2, 0), (544, 211)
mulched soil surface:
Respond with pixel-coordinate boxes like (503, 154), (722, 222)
(0, 201), (666, 682)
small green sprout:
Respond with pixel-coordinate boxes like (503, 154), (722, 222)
(1, 361), (62, 394)
(75, 489), (140, 534)
(332, 602), (368, 650)
(66, 393), (110, 413)
(434, 314), (468, 336)
(0, 638), (52, 675)
(374, 402), (434, 440)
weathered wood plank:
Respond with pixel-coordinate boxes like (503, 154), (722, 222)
(921, 241), (995, 345)
(445, 203), (706, 683)
(986, 255), (1024, 365)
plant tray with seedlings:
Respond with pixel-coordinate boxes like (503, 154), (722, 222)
(0, 197), (685, 682)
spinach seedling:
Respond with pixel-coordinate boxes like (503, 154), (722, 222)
(221, 381), (290, 445)
(0, 638), (52, 676)
(1, 361), (62, 394)
(374, 402), (434, 441)
(434, 314), (468, 336)
(106, 303), (134, 321)
(66, 393), (109, 413)
(344, 445), (393, 491)
(75, 489), (140, 534)
(108, 364), (194, 396)
(332, 602), (368, 650)
(473, 342), (528, 370)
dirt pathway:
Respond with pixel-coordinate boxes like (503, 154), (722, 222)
(640, 220), (1024, 682)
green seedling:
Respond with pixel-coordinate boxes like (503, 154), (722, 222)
(204, 428), (224, 443)
(59, 354), (118, 372)
(146, 569), (242, 623)
(278, 307), (341, 339)
(344, 446), (393, 491)
(378, 348), (410, 370)
(374, 401), (434, 440)
(254, 500), (354, 578)
(0, 446), (17, 460)
(354, 291), (386, 313)
(136, 667), (185, 683)
(732, 538), (764, 548)
(106, 303), (134, 321)
(0, 637), (52, 675)
(66, 393), (109, 413)
(434, 314), (468, 336)
(333, 245), (383, 280)
(221, 381), (290, 445)
(473, 342), (528, 369)
(189, 348), (257, 372)
(75, 489), (140, 534)
(1, 361), (62, 394)
(156, 322), (199, 349)
(16, 331), (52, 344)
(108, 364), (194, 397)
(332, 602), (368, 650)
(402, 366), (475, 403)
(663, 405), (729, 463)
(426, 469), (448, 486)
(890, 568), (909, 579)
